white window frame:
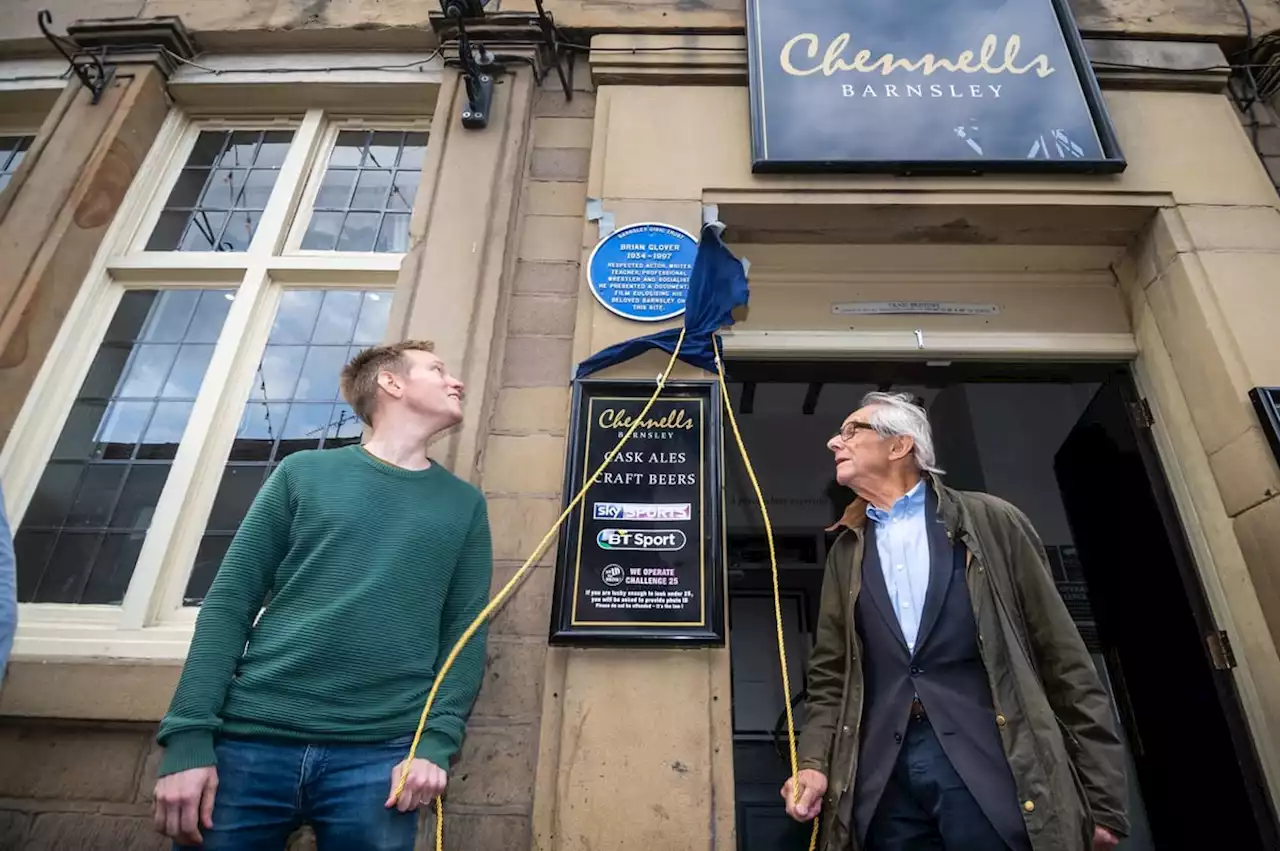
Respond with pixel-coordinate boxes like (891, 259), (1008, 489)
(1, 90), (438, 660)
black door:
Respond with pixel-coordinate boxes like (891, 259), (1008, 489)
(1053, 373), (1277, 850)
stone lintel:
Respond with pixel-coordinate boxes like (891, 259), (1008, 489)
(67, 15), (198, 78)
(589, 34), (1230, 92)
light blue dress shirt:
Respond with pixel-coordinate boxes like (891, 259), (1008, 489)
(866, 480), (931, 654)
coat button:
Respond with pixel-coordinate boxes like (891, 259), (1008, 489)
(894, 732), (903, 744)
(996, 715), (1007, 728)
(909, 666), (922, 676)
(1023, 800), (1035, 813)
(843, 726), (851, 734)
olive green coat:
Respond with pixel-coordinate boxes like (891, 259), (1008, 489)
(797, 476), (1128, 851)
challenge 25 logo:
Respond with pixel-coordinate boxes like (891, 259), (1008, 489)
(596, 529), (687, 551)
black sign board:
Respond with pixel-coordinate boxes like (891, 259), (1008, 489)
(550, 379), (725, 646)
(745, 0), (1125, 174)
(1249, 387), (1280, 467)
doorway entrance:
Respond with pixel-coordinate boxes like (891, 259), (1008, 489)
(723, 361), (1277, 851)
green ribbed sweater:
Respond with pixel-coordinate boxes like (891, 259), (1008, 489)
(157, 446), (492, 777)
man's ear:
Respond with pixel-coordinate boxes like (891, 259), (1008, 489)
(890, 435), (915, 463)
(376, 368), (404, 400)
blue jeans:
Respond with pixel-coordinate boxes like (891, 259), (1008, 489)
(866, 718), (1023, 851)
(176, 736), (420, 851)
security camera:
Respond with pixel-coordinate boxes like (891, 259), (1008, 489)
(440, 0), (487, 19)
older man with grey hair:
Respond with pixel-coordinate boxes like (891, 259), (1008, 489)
(782, 392), (1128, 851)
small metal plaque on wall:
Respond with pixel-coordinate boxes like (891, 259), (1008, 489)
(1249, 387), (1280, 467)
(550, 379), (726, 646)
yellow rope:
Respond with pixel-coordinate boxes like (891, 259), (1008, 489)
(713, 339), (820, 851)
(395, 326), (815, 851)
(394, 329), (688, 846)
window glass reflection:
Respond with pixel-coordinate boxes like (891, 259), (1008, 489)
(15, 289), (232, 604)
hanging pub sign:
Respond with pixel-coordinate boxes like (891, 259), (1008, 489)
(550, 379), (725, 646)
(745, 0), (1126, 174)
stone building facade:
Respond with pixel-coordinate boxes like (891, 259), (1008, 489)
(1, 1), (1279, 849)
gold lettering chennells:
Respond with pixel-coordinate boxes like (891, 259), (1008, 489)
(599, 408), (695, 431)
(779, 33), (1055, 79)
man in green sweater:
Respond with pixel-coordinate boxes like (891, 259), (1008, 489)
(152, 340), (493, 850)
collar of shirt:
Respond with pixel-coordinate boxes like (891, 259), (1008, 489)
(865, 479), (926, 527)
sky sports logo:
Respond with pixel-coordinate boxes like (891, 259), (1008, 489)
(593, 502), (692, 522)
(596, 529), (687, 551)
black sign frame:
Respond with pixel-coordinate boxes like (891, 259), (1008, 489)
(1249, 387), (1280, 468)
(745, 0), (1126, 175)
(550, 379), (726, 647)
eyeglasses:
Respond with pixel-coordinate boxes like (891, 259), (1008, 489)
(834, 420), (877, 443)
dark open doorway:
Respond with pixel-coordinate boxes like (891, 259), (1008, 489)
(723, 361), (1276, 851)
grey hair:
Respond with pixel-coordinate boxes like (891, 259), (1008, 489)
(860, 391), (945, 475)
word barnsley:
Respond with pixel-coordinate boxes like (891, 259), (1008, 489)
(842, 83), (1003, 99)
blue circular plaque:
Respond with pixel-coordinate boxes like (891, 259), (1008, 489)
(587, 222), (698, 322)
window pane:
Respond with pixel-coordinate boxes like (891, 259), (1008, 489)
(253, 345), (305, 400)
(388, 171), (420, 212)
(188, 291), (235, 344)
(301, 129), (426, 253)
(400, 133), (429, 168)
(0, 134), (36, 188)
(138, 401), (194, 460)
(185, 536), (232, 606)
(322, 405), (363, 448)
(312, 291), (362, 344)
(294, 347), (347, 400)
(178, 212), (229, 252)
(81, 533), (146, 605)
(277, 403), (331, 457)
(336, 213), (379, 252)
(143, 290), (200, 342)
(367, 131), (402, 168)
(187, 288), (391, 605)
(168, 169), (210, 208)
(315, 169), (356, 209)
(353, 292), (391, 345)
(300, 212), (342, 251)
(187, 131), (227, 167)
(147, 129), (294, 252)
(376, 214), (411, 254)
(16, 288), (232, 604)
(118, 345), (178, 397)
(269, 291), (323, 343)
(222, 131), (261, 168)
(256, 131), (294, 168)
(330, 130), (367, 167)
(351, 170), (392, 210)
(222, 211), (260, 252)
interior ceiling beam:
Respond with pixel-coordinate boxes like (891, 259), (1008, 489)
(802, 382), (822, 415)
(740, 381), (756, 415)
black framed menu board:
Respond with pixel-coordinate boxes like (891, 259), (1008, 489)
(550, 379), (725, 646)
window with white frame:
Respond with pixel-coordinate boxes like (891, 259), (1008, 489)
(0, 134), (33, 193)
(1, 108), (429, 651)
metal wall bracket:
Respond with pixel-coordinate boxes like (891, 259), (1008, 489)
(38, 10), (116, 104)
(456, 20), (497, 130)
(532, 0), (572, 101)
